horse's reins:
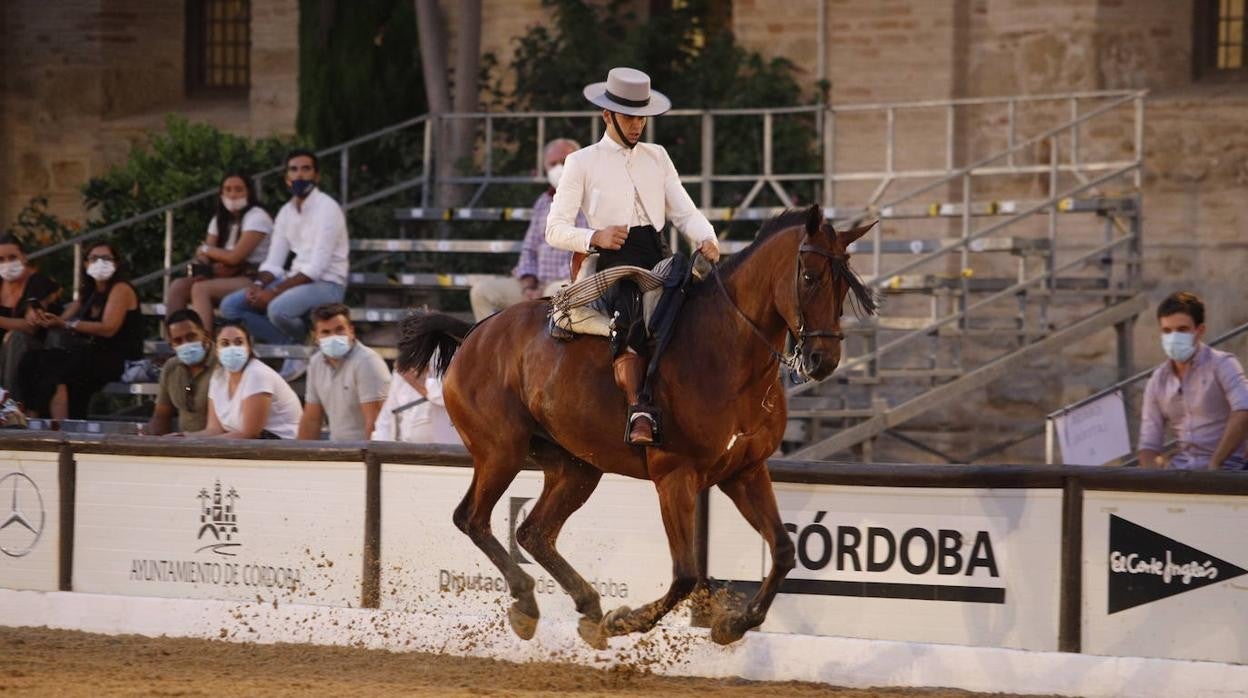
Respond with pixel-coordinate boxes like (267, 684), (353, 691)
(708, 238), (846, 381)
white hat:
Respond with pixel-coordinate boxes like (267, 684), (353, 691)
(582, 67), (671, 117)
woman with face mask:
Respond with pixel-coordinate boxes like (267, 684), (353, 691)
(165, 172), (274, 335)
(0, 233), (62, 392)
(186, 320), (302, 439)
(15, 242), (144, 419)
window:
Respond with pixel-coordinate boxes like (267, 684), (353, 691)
(186, 0), (251, 95)
(1195, 0), (1248, 80)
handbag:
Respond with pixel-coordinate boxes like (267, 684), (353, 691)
(43, 327), (92, 352)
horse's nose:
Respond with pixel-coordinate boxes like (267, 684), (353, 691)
(808, 352), (823, 371)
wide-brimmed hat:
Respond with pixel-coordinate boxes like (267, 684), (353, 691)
(582, 67), (671, 117)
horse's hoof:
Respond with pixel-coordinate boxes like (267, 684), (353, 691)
(507, 603), (539, 640)
(601, 605), (634, 637)
(710, 612), (754, 645)
(577, 616), (608, 650)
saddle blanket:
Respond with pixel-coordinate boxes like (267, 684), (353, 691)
(548, 256), (677, 337)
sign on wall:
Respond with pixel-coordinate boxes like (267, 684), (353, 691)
(380, 464), (676, 623)
(0, 450), (59, 592)
(1054, 390), (1132, 465)
(707, 484), (1063, 651)
(73, 454), (365, 607)
(1083, 490), (1248, 664)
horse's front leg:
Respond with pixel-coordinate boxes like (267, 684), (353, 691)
(710, 461), (794, 644)
(599, 467), (700, 638)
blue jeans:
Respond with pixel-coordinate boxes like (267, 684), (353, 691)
(219, 281), (346, 344)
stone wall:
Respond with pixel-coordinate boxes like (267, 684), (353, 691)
(249, 0), (298, 138)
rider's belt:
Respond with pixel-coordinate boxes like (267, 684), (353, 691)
(598, 225), (665, 270)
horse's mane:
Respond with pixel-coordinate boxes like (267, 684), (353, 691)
(709, 208), (877, 317)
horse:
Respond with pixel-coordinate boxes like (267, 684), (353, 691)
(400, 204), (876, 648)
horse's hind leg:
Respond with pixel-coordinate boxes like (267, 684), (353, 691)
(709, 460), (794, 644)
(453, 456), (539, 640)
(514, 444), (607, 648)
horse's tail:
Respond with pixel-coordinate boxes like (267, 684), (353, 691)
(397, 311), (474, 378)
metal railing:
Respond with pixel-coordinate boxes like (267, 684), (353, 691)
(34, 90), (1144, 303)
(1044, 320), (1248, 464)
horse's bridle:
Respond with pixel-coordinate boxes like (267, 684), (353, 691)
(710, 235), (847, 381)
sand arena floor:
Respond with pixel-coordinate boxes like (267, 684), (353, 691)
(0, 626), (1042, 697)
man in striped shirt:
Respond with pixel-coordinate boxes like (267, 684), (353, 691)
(468, 139), (585, 320)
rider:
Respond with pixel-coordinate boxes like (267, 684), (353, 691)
(546, 67), (720, 446)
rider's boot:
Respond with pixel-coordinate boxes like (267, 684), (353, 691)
(612, 352), (655, 446)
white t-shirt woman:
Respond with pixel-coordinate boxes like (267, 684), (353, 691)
(207, 359), (303, 439)
(207, 206), (274, 266)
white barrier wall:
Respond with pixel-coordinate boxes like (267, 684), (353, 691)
(0, 450), (60, 591)
(1082, 490), (1248, 664)
(708, 484), (1064, 651)
(380, 464), (676, 622)
(73, 454), (365, 607)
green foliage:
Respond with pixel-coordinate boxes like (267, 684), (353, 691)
(484, 0), (821, 234)
(5, 197), (83, 289)
(78, 115), (303, 299)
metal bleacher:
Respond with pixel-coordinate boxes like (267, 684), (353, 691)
(56, 91), (1148, 463)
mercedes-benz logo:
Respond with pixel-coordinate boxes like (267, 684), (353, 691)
(0, 472), (45, 557)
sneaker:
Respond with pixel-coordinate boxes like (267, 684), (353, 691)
(279, 358), (308, 382)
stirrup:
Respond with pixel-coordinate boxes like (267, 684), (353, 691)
(625, 404), (662, 447)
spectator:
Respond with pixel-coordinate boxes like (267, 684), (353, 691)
(372, 349), (460, 444)
(187, 320), (302, 439)
(468, 138), (585, 321)
(16, 242), (142, 419)
(0, 233), (62, 391)
(145, 309), (215, 436)
(166, 171), (273, 334)
(296, 303), (389, 441)
(1138, 291), (1248, 470)
(219, 149), (348, 379)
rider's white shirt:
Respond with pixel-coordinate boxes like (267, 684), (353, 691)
(545, 134), (717, 254)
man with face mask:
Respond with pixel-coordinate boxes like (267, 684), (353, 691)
(468, 138), (585, 321)
(146, 309), (215, 435)
(219, 149), (349, 379)
(296, 303), (390, 441)
(1139, 291), (1248, 470)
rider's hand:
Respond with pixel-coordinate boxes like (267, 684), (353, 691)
(697, 238), (720, 263)
(590, 225), (629, 251)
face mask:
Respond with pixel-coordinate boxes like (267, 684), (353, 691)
(1162, 331), (1197, 363)
(221, 195), (248, 213)
(175, 341), (207, 366)
(289, 179), (316, 199)
(86, 259), (116, 281)
(319, 335), (352, 359)
(546, 164), (565, 188)
(0, 261), (25, 282)
(218, 345), (250, 373)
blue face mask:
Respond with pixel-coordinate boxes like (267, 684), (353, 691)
(218, 346), (250, 373)
(319, 335), (352, 359)
(1162, 331), (1197, 363)
(289, 178), (316, 199)
(174, 341), (207, 367)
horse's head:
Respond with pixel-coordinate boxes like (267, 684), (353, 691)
(790, 204), (877, 381)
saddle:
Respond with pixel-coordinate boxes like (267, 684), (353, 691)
(548, 255), (679, 338)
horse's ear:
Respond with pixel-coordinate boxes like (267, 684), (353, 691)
(838, 219), (878, 247)
(804, 204), (824, 236)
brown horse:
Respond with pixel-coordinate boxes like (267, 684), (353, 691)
(400, 204), (875, 648)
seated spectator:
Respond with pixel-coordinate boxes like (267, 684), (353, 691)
(1139, 291), (1248, 470)
(145, 309), (215, 436)
(166, 171), (273, 334)
(372, 348), (460, 444)
(187, 320), (302, 439)
(220, 149), (348, 379)
(0, 233), (62, 391)
(15, 242), (142, 419)
(469, 138), (584, 321)
(297, 303), (389, 441)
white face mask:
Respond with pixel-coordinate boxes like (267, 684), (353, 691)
(221, 195), (248, 213)
(86, 259), (116, 282)
(0, 261), (25, 282)
(546, 163), (565, 188)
